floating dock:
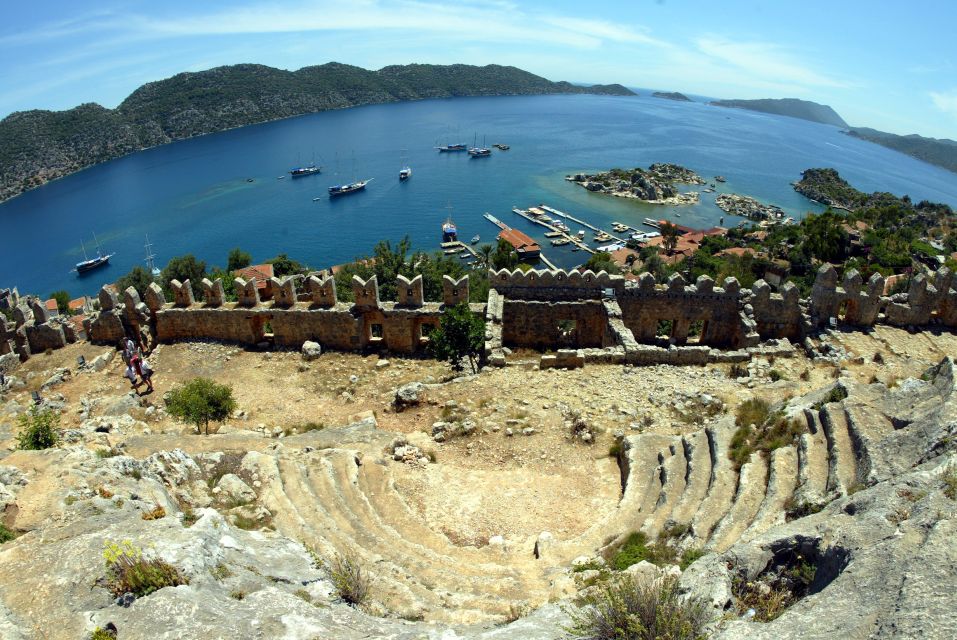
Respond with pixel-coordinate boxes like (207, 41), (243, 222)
(511, 207), (594, 254)
(538, 205), (625, 244)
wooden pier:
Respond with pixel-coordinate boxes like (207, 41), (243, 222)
(510, 207), (595, 254)
(538, 205), (626, 244)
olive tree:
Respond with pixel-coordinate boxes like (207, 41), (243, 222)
(165, 377), (237, 435)
(427, 302), (485, 373)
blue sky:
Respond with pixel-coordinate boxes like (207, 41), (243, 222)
(1, 1), (956, 139)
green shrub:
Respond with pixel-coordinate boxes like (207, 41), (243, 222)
(943, 464), (957, 501)
(608, 442), (623, 458)
(16, 407), (61, 450)
(680, 548), (705, 570)
(426, 302), (485, 373)
(730, 399), (806, 471)
(326, 553), (370, 607)
(165, 377), (237, 435)
(0, 523), (17, 544)
(102, 540), (188, 597)
(736, 398), (771, 429)
(210, 563), (233, 581)
(565, 574), (711, 640)
(90, 627), (116, 640)
(608, 532), (683, 570)
(769, 369), (785, 382)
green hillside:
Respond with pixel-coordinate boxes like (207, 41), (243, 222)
(0, 62), (635, 203)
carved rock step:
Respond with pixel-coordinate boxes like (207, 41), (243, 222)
(617, 434), (679, 529)
(740, 445), (798, 544)
(821, 403), (859, 494)
(689, 418), (739, 545)
(795, 409), (829, 504)
(272, 453), (547, 622)
(668, 430), (713, 528)
(641, 440), (688, 536)
(705, 452), (770, 553)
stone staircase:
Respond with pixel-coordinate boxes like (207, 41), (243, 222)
(245, 382), (879, 624)
(611, 385), (864, 555)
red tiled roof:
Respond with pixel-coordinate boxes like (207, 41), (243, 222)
(717, 247), (756, 258)
(233, 264), (275, 290)
(498, 228), (540, 254)
(609, 247), (639, 268)
(44, 298), (58, 311)
(68, 297), (87, 311)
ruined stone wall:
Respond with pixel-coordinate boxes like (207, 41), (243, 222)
(145, 274), (458, 355)
(68, 265), (957, 370)
(750, 280), (803, 340)
(616, 274), (756, 348)
(501, 299), (608, 349)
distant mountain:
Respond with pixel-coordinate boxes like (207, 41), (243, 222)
(709, 98), (848, 128)
(844, 127), (957, 174)
(0, 62), (635, 203)
(652, 91), (691, 102)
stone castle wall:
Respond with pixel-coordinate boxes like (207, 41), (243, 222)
(23, 262), (950, 373)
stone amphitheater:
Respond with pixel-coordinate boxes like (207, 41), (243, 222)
(0, 265), (956, 639)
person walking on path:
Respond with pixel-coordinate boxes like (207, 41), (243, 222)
(130, 353), (154, 394)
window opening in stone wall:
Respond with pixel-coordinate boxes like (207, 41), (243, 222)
(370, 323), (384, 339)
(656, 319), (673, 339)
(557, 319), (576, 344)
(688, 320), (705, 344)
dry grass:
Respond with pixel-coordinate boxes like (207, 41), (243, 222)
(566, 574), (710, 640)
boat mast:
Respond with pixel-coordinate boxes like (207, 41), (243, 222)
(144, 234), (160, 278)
(92, 232), (103, 258)
(80, 240), (89, 261)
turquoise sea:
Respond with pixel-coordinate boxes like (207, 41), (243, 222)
(2, 93), (956, 298)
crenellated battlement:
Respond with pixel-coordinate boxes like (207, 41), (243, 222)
(70, 264), (957, 372)
(489, 268), (624, 300)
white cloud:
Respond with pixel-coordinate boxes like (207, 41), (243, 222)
(930, 90), (957, 118)
(694, 36), (850, 90)
(539, 16), (670, 48)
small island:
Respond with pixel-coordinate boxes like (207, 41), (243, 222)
(652, 91), (691, 102)
(715, 193), (789, 224)
(566, 163), (703, 205)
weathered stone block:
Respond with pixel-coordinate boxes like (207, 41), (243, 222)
(13, 304), (32, 327)
(397, 275), (424, 307)
(235, 278), (260, 308)
(98, 286), (119, 312)
(201, 278), (226, 307)
(145, 282), (166, 313)
(123, 287), (142, 310)
(305, 275), (337, 307)
(443, 275), (469, 306)
(170, 280), (195, 307)
(352, 275), (380, 309)
(26, 322), (66, 352)
(30, 300), (50, 325)
(271, 277), (297, 308)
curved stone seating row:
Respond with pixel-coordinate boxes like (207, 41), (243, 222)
(612, 390), (873, 556)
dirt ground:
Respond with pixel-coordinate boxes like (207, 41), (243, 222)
(3, 325), (955, 547)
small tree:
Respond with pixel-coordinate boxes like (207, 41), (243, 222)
(116, 266), (155, 300)
(661, 222), (679, 254)
(583, 251), (621, 275)
(16, 407), (61, 450)
(162, 254), (207, 298)
(49, 290), (71, 315)
(491, 238), (519, 271)
(427, 302), (485, 373)
(165, 377), (237, 435)
(227, 247), (252, 272)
